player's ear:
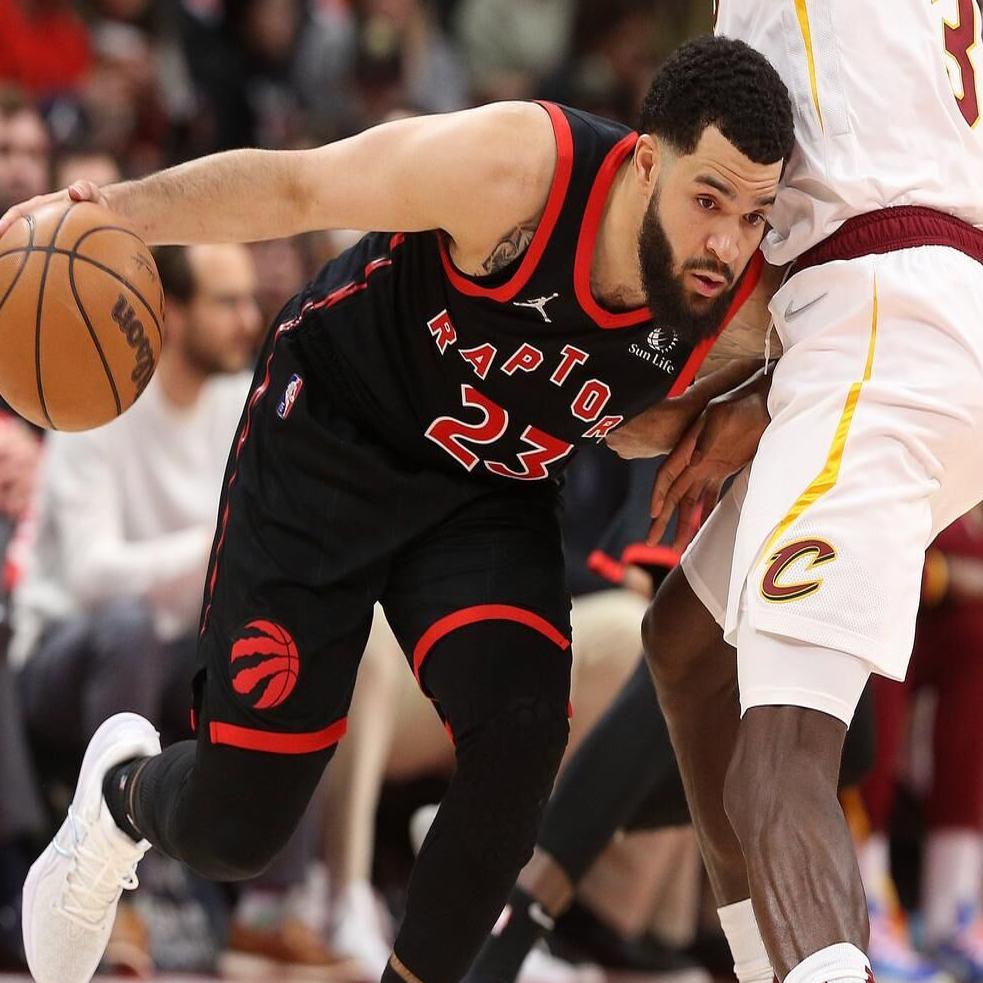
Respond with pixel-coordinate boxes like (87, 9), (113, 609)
(633, 134), (661, 198)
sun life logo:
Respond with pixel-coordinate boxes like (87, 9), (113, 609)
(647, 327), (677, 354)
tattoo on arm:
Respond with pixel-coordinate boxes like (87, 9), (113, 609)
(481, 223), (537, 275)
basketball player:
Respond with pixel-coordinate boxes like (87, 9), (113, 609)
(603, 5), (983, 983)
(0, 37), (795, 983)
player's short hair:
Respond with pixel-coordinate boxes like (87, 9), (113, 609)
(639, 35), (794, 165)
(152, 245), (196, 305)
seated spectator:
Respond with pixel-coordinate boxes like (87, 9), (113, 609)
(859, 505), (983, 983)
(10, 242), (261, 974)
(0, 0), (89, 99)
(349, 0), (469, 124)
(178, 0), (354, 151)
(454, 0), (574, 103)
(52, 143), (121, 189)
(0, 87), (50, 213)
(0, 408), (45, 972)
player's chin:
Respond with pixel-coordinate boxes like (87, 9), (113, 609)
(684, 292), (717, 315)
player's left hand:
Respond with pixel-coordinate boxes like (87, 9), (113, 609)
(647, 380), (770, 551)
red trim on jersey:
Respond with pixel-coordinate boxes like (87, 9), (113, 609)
(665, 249), (765, 398)
(621, 543), (680, 570)
(209, 717), (347, 755)
(437, 101), (574, 302)
(587, 549), (626, 585)
(200, 246), (399, 633)
(795, 205), (983, 271)
(574, 132), (651, 329)
(412, 604), (570, 684)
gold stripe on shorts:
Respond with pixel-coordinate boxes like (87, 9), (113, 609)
(794, 0), (826, 131)
(760, 275), (879, 560)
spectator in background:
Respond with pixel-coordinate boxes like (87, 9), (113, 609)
(52, 143), (121, 191)
(0, 87), (50, 212)
(178, 0), (353, 151)
(0, 93), (50, 968)
(9, 242), (261, 974)
(542, 0), (706, 125)
(0, 0), (89, 99)
(860, 505), (983, 983)
(454, 0), (574, 103)
(81, 19), (169, 175)
(348, 0), (469, 125)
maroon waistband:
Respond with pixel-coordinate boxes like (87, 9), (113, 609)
(794, 206), (983, 272)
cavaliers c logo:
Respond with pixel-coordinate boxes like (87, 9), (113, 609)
(760, 539), (837, 603)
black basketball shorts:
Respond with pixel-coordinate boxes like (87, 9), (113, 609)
(189, 312), (573, 754)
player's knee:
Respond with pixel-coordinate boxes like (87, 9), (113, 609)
(187, 832), (282, 882)
(175, 800), (302, 882)
(453, 696), (569, 869)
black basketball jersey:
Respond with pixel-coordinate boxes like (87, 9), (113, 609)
(292, 102), (761, 483)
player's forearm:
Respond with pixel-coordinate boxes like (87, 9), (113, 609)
(687, 357), (762, 408)
(103, 149), (316, 246)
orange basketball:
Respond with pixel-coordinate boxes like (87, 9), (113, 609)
(0, 200), (164, 431)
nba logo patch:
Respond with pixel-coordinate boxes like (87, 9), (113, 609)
(277, 373), (303, 419)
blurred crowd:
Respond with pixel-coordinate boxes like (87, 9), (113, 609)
(2, 2), (983, 983)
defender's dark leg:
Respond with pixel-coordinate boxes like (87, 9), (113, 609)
(643, 566), (749, 904)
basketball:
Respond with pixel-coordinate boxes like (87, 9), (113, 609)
(0, 199), (164, 431)
(230, 620), (300, 711)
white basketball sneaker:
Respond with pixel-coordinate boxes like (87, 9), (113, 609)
(22, 712), (161, 983)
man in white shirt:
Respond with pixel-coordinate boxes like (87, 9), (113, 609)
(13, 243), (260, 760)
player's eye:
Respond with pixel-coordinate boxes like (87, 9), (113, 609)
(696, 195), (716, 210)
(745, 212), (765, 227)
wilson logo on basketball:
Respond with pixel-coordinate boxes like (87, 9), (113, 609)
(111, 294), (155, 394)
(760, 538), (837, 603)
(230, 620), (300, 710)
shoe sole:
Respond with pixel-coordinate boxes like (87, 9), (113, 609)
(22, 714), (160, 983)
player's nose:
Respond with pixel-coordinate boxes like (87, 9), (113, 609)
(706, 229), (740, 266)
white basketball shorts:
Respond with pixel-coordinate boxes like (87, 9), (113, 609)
(682, 242), (983, 724)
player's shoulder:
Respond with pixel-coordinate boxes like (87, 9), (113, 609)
(462, 101), (560, 190)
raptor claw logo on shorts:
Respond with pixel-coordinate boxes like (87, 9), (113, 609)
(760, 538), (837, 603)
(230, 620), (300, 709)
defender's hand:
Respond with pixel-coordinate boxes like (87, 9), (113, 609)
(647, 383), (770, 551)
(0, 182), (108, 241)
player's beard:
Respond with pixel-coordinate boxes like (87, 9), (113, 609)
(637, 189), (738, 348)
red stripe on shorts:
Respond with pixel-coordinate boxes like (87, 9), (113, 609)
(412, 604), (570, 685)
(208, 717), (347, 754)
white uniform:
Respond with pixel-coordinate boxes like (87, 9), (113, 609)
(682, 0), (983, 723)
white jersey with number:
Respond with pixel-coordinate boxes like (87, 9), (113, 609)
(714, 0), (983, 263)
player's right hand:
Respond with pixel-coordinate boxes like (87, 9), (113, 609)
(0, 181), (108, 241)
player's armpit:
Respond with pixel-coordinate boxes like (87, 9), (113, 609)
(696, 260), (787, 377)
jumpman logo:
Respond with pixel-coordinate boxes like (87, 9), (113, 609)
(513, 292), (560, 323)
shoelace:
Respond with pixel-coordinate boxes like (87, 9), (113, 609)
(53, 807), (141, 928)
